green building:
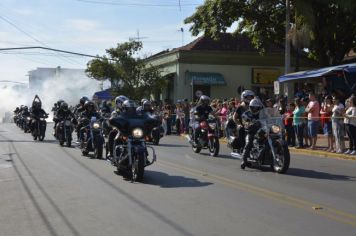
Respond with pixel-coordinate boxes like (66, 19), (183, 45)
(145, 33), (313, 102)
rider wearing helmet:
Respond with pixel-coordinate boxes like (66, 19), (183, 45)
(240, 98), (264, 169)
(192, 95), (213, 144)
(107, 95), (129, 158)
(30, 95), (48, 132)
(77, 101), (101, 142)
(225, 90), (255, 151)
(101, 100), (112, 114)
(54, 102), (75, 137)
(121, 100), (138, 116)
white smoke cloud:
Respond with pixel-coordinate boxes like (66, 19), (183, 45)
(0, 68), (103, 122)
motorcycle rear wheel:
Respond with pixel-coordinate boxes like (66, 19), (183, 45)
(272, 142), (290, 174)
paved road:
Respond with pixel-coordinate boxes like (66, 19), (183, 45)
(0, 123), (355, 236)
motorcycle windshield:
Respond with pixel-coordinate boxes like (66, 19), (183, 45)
(110, 113), (159, 136)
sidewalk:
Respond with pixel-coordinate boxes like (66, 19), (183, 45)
(288, 134), (356, 160)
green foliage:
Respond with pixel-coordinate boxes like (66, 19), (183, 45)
(185, 0), (356, 66)
(86, 41), (166, 100)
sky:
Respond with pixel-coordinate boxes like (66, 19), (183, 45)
(0, 0), (204, 83)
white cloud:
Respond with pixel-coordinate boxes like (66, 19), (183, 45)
(13, 8), (34, 16)
(66, 19), (100, 31)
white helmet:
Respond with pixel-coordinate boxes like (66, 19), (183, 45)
(198, 95), (210, 106)
(141, 98), (148, 106)
(249, 98), (263, 115)
(241, 90), (255, 103)
(115, 95), (128, 108)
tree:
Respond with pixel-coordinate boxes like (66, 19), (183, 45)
(86, 41), (166, 100)
(184, 0), (356, 66)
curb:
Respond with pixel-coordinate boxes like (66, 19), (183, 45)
(180, 134), (356, 161)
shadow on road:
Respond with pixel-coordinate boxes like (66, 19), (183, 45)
(142, 170), (213, 188)
(287, 167), (356, 181)
(198, 152), (239, 160)
(159, 143), (190, 148)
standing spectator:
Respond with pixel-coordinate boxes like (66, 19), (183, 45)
(320, 95), (334, 152)
(182, 99), (191, 134)
(293, 98), (305, 148)
(344, 95), (356, 155)
(163, 104), (172, 135)
(284, 103), (296, 146)
(265, 99), (279, 118)
(301, 97), (310, 147)
(305, 93), (320, 150)
(175, 102), (184, 135)
(218, 102), (229, 137)
(331, 96), (345, 153)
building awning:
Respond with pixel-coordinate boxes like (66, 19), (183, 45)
(189, 72), (226, 85)
(278, 63), (356, 83)
(93, 89), (112, 101)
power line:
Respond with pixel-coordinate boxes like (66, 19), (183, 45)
(0, 46), (114, 61)
(74, 0), (199, 7)
(0, 14), (84, 66)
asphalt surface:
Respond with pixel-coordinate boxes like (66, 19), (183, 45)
(0, 122), (355, 236)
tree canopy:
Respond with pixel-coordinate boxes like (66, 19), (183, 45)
(86, 41), (166, 100)
(184, 0), (356, 66)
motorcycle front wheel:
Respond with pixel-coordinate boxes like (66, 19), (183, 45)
(94, 145), (103, 159)
(132, 153), (144, 181)
(272, 141), (290, 174)
(208, 137), (220, 157)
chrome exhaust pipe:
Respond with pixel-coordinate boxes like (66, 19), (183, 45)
(230, 152), (242, 159)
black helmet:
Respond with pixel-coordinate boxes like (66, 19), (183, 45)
(80, 96), (89, 106)
(84, 101), (95, 111)
(143, 100), (152, 111)
(57, 99), (64, 106)
(198, 95), (210, 106)
(61, 102), (69, 111)
(33, 100), (41, 109)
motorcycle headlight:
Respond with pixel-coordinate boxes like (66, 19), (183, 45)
(271, 125), (281, 134)
(132, 128), (143, 138)
(27, 117), (31, 121)
(65, 120), (71, 126)
(93, 122), (100, 129)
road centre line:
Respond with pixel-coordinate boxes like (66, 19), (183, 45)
(157, 159), (356, 228)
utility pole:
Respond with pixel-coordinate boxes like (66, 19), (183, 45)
(285, 0), (291, 74)
(129, 29), (148, 42)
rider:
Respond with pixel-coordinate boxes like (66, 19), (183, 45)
(192, 95), (213, 145)
(30, 95), (48, 132)
(74, 96), (89, 141)
(226, 90), (255, 151)
(240, 98), (264, 169)
(54, 102), (75, 137)
(107, 95), (128, 158)
(101, 100), (112, 114)
(78, 101), (101, 141)
(136, 98), (148, 113)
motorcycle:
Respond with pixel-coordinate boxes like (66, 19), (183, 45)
(23, 115), (31, 133)
(80, 117), (105, 159)
(101, 112), (112, 138)
(32, 114), (48, 141)
(56, 117), (74, 147)
(188, 115), (220, 157)
(230, 118), (290, 174)
(109, 114), (158, 182)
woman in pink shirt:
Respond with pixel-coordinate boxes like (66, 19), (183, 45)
(305, 93), (320, 150)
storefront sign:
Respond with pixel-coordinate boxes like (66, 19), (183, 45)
(252, 68), (281, 84)
(190, 72), (226, 85)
